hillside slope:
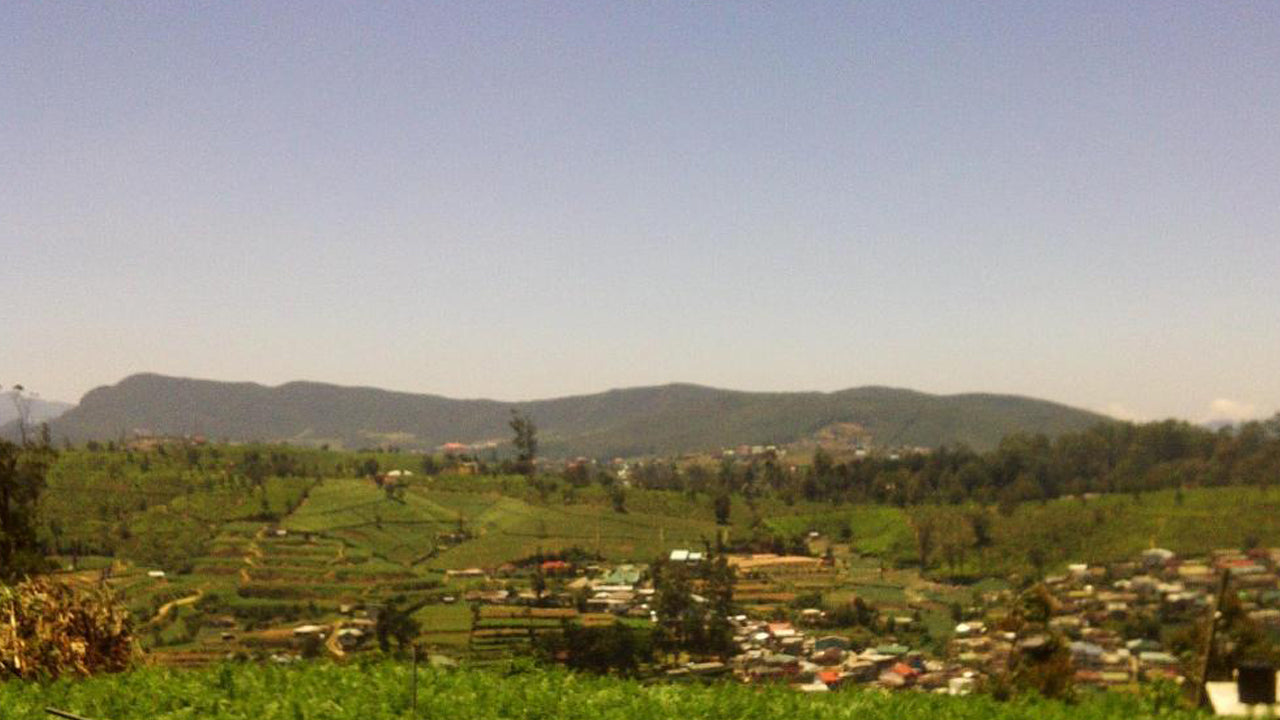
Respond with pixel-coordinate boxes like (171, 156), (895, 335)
(45, 373), (1108, 456)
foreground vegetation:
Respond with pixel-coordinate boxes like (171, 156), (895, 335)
(0, 661), (1202, 720)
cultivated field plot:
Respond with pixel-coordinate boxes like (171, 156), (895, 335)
(467, 605), (617, 658)
(415, 603), (474, 648)
(284, 478), (461, 565)
(427, 494), (722, 569)
(765, 505), (916, 557)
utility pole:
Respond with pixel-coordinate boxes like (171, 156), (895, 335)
(46, 709), (98, 720)
(410, 644), (418, 715)
(1195, 570), (1232, 708)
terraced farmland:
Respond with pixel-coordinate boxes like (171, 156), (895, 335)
(468, 605), (616, 659)
(284, 478), (461, 565)
(427, 490), (729, 569)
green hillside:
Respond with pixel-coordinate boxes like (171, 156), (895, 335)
(44, 373), (1108, 456)
(38, 442), (1280, 583)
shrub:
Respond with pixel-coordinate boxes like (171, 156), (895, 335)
(0, 577), (134, 679)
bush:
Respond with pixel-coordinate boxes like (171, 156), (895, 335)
(0, 577), (134, 678)
(535, 623), (653, 675)
(0, 661), (1211, 719)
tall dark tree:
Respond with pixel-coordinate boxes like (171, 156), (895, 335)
(5, 384), (33, 446)
(651, 553), (737, 659)
(0, 438), (56, 581)
(375, 595), (422, 653)
(712, 491), (731, 525)
(536, 622), (652, 675)
(812, 447), (834, 479)
(651, 558), (694, 651)
(702, 554), (738, 658)
(608, 483), (627, 513)
(509, 409), (538, 476)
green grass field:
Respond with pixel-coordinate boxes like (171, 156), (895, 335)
(919, 486), (1280, 579)
(0, 661), (1198, 720)
(284, 478), (461, 565)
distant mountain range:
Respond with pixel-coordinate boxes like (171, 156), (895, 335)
(20, 373), (1110, 457)
(0, 391), (74, 428)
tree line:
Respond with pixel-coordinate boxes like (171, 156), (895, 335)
(621, 416), (1280, 511)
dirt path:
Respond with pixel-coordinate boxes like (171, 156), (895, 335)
(325, 626), (346, 659)
(240, 526), (266, 583)
(148, 590), (203, 626)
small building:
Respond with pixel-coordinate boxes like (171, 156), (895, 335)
(1207, 671), (1280, 717)
(540, 560), (572, 575)
(293, 624), (326, 638)
(767, 622), (798, 638)
(1142, 548), (1176, 568)
(814, 635), (851, 653)
(336, 627), (366, 650)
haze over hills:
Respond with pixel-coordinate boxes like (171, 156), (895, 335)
(30, 373), (1109, 457)
(0, 391), (74, 427)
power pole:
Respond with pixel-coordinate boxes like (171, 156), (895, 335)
(410, 644), (418, 715)
(1195, 570), (1232, 708)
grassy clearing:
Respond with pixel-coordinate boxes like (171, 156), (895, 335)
(284, 478), (459, 564)
(765, 505), (915, 556)
(924, 486), (1280, 579)
(427, 495), (720, 569)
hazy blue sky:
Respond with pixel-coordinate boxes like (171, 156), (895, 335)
(4, 2), (1279, 422)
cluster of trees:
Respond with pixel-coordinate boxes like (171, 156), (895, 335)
(375, 595), (423, 654)
(0, 387), (139, 678)
(1165, 579), (1280, 686)
(0, 437), (56, 581)
(986, 585), (1076, 700)
(535, 552), (739, 674)
(410, 409), (543, 479)
(534, 623), (653, 675)
(622, 417), (1280, 513)
(836, 417), (1280, 508)
(1, 386), (57, 582)
(650, 553), (737, 659)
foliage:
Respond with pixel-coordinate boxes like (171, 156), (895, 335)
(0, 661), (1209, 720)
(781, 417), (1280, 509)
(989, 584), (1075, 700)
(1178, 583), (1280, 682)
(375, 596), (421, 653)
(0, 439), (56, 581)
(712, 492), (731, 525)
(38, 445), (319, 566)
(0, 577), (133, 679)
(509, 410), (538, 476)
(651, 554), (736, 658)
(535, 622), (653, 675)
